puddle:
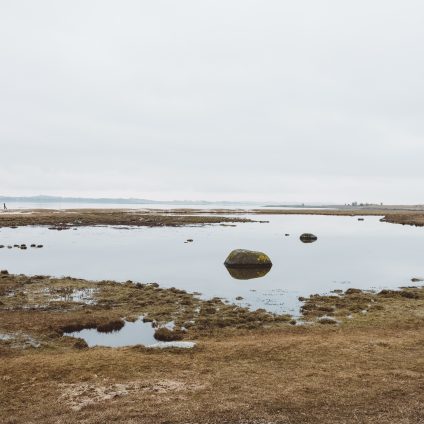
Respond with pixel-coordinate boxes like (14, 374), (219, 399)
(53, 288), (97, 304)
(65, 318), (194, 348)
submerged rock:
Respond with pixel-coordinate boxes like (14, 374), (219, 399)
(224, 249), (272, 268)
(300, 233), (318, 243)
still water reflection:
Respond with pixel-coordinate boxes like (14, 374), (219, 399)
(1, 215), (424, 315)
(225, 266), (272, 280)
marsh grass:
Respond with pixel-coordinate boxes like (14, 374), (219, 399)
(2, 273), (424, 423)
(0, 209), (255, 228)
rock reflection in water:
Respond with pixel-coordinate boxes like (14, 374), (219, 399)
(225, 265), (272, 280)
(300, 238), (317, 244)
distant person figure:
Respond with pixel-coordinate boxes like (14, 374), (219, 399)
(3, 203), (6, 210)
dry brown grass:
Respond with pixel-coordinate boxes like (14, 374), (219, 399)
(1, 274), (424, 423)
(1, 325), (424, 423)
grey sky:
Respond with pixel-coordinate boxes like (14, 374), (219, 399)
(1, 1), (423, 203)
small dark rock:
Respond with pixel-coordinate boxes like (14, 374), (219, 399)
(0, 270), (9, 275)
(300, 233), (318, 243)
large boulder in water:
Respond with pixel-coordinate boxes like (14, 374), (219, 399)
(224, 249), (272, 268)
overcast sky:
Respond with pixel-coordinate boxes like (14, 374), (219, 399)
(1, 1), (423, 203)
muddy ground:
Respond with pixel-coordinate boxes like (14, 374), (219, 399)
(1, 272), (424, 423)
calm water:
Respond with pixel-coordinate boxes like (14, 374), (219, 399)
(1, 215), (424, 315)
(66, 318), (157, 347)
(65, 318), (195, 348)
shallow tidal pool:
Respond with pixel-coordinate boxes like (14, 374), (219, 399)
(1, 214), (424, 315)
(64, 318), (195, 348)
